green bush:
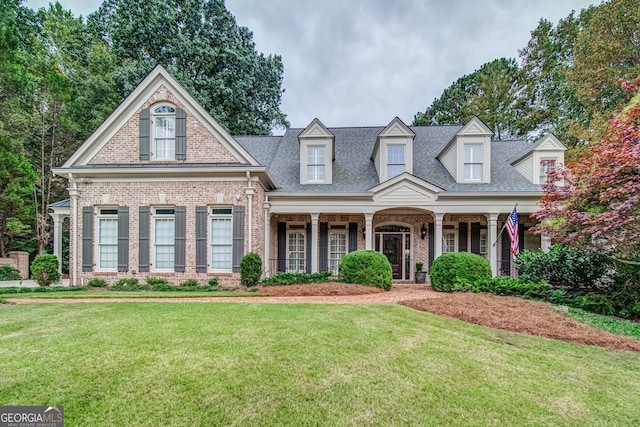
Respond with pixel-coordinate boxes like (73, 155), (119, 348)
(180, 278), (200, 287)
(478, 277), (549, 299)
(261, 271), (331, 286)
(430, 252), (491, 292)
(0, 265), (21, 281)
(240, 253), (262, 287)
(30, 254), (61, 287)
(87, 278), (107, 288)
(339, 250), (392, 291)
(208, 278), (219, 287)
(146, 277), (170, 286)
(110, 278), (148, 291)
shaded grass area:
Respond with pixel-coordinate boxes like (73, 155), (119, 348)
(1, 303), (640, 426)
(568, 307), (640, 339)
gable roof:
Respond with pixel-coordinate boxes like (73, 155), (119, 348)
(63, 64), (259, 167)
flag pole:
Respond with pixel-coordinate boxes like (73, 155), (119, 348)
(492, 203), (518, 247)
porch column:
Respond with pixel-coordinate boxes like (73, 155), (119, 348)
(50, 214), (64, 273)
(434, 213), (444, 259)
(365, 213), (373, 250)
(487, 213), (499, 276)
(541, 232), (551, 252)
(311, 213), (319, 273)
(263, 199), (270, 276)
(68, 180), (80, 287)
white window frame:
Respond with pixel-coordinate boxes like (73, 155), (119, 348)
(152, 207), (175, 271)
(328, 229), (347, 274)
(387, 144), (405, 179)
(307, 146), (325, 182)
(152, 105), (176, 160)
(479, 228), (488, 256)
(209, 207), (233, 272)
(96, 207), (118, 271)
(539, 158), (557, 184)
(287, 229), (306, 273)
(463, 144), (483, 181)
(442, 229), (458, 253)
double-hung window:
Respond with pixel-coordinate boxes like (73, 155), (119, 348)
(464, 144), (483, 180)
(154, 208), (175, 270)
(98, 208), (118, 270)
(329, 230), (347, 274)
(442, 230), (457, 253)
(387, 145), (405, 178)
(153, 105), (176, 160)
(288, 231), (306, 273)
(307, 146), (325, 182)
(539, 159), (556, 184)
(210, 207), (233, 270)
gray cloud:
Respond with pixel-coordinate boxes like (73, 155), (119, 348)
(26, 0), (595, 130)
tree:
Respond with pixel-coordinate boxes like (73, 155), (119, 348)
(87, 0), (288, 135)
(413, 58), (524, 140)
(533, 81), (640, 256)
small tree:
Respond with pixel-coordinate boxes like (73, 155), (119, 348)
(30, 254), (60, 287)
(240, 252), (262, 287)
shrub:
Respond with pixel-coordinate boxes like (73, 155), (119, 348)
(110, 278), (148, 291)
(240, 252), (262, 287)
(180, 278), (200, 287)
(430, 252), (491, 292)
(261, 271), (331, 286)
(30, 254), (61, 287)
(478, 277), (549, 300)
(146, 277), (170, 286)
(0, 265), (21, 281)
(339, 250), (392, 291)
(87, 278), (107, 288)
(208, 277), (219, 287)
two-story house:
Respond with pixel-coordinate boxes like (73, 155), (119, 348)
(51, 65), (566, 286)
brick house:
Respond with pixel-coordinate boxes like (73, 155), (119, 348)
(52, 65), (566, 286)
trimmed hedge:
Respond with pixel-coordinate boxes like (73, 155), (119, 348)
(261, 271), (331, 286)
(30, 254), (61, 287)
(339, 250), (392, 290)
(240, 252), (262, 287)
(430, 252), (491, 292)
(0, 265), (21, 281)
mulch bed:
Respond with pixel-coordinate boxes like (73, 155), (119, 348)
(259, 282), (386, 296)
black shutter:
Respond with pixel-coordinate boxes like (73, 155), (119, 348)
(139, 108), (150, 160)
(348, 222), (358, 252)
(82, 206), (93, 272)
(319, 223), (329, 272)
(232, 206), (245, 273)
(117, 206), (129, 272)
(470, 222), (481, 255)
(174, 206), (186, 272)
(428, 223), (435, 269)
(305, 222), (311, 273)
(458, 222), (468, 252)
(195, 206), (207, 272)
(139, 206), (150, 272)
(277, 222), (286, 272)
(501, 223), (511, 275)
(175, 108), (186, 160)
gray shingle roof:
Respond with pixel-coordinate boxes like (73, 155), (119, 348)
(234, 125), (541, 193)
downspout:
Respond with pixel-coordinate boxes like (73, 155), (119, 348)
(245, 171), (254, 253)
(68, 173), (79, 287)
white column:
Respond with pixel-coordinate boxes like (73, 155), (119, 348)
(245, 186), (254, 253)
(263, 199), (270, 276)
(310, 213), (319, 273)
(541, 232), (551, 252)
(68, 176), (79, 287)
(51, 214), (63, 273)
(434, 213), (444, 259)
(487, 213), (499, 276)
(365, 213), (374, 250)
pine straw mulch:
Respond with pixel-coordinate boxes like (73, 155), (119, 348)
(262, 282), (640, 352)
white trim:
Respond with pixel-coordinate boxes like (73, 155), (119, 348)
(95, 207), (119, 272)
(151, 207), (176, 272)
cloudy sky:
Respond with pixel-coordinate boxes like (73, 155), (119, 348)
(25, 0), (595, 130)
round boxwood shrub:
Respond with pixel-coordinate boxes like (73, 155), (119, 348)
(339, 250), (392, 290)
(30, 254), (61, 287)
(430, 252), (491, 292)
(240, 252), (262, 287)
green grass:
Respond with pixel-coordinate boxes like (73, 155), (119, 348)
(1, 303), (640, 426)
(567, 307), (640, 339)
(0, 290), (264, 299)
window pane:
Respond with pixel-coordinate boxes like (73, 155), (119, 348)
(387, 164), (404, 178)
(288, 232), (305, 273)
(155, 117), (175, 138)
(211, 218), (232, 244)
(464, 144), (482, 162)
(100, 244), (118, 269)
(308, 146), (324, 164)
(212, 246), (232, 269)
(99, 219), (118, 244)
(155, 245), (174, 269)
(329, 232), (347, 273)
(211, 215), (232, 270)
(388, 146), (404, 164)
(464, 163), (482, 180)
(308, 165), (325, 181)
(155, 219), (174, 244)
(442, 232), (456, 253)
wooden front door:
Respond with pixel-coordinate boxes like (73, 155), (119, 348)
(382, 234), (402, 280)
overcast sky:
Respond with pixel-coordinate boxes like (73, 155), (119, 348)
(25, 0), (596, 131)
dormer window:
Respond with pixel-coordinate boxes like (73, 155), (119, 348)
(387, 145), (405, 179)
(464, 144), (483, 181)
(539, 159), (556, 184)
(307, 146), (325, 182)
(153, 105), (176, 160)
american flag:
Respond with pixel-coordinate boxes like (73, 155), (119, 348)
(506, 208), (519, 261)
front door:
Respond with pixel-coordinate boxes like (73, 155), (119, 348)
(382, 234), (402, 280)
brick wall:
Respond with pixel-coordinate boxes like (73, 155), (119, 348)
(0, 251), (30, 279)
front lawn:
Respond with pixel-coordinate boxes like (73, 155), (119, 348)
(0, 290), (262, 299)
(1, 303), (640, 426)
